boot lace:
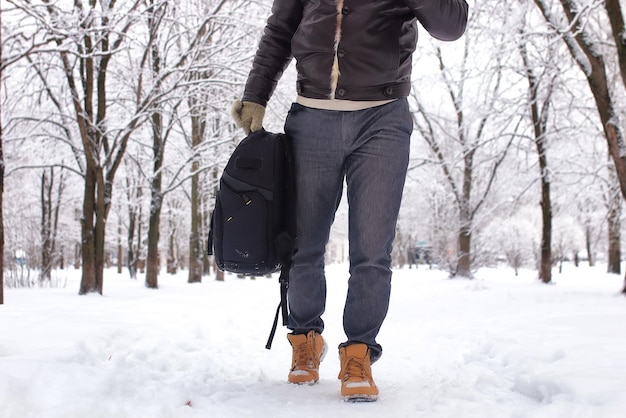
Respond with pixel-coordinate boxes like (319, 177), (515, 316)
(292, 338), (317, 370)
(341, 356), (369, 383)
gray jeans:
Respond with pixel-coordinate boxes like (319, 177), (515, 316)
(284, 98), (412, 362)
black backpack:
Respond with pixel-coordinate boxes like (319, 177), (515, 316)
(208, 130), (295, 349)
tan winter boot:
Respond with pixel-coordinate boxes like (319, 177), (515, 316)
(287, 330), (327, 385)
(338, 344), (379, 402)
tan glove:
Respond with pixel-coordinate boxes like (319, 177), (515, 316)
(231, 100), (265, 135)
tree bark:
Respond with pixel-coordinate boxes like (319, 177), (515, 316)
(79, 166), (98, 294)
(117, 220), (123, 274)
(144, 2), (166, 290)
(126, 175), (140, 280)
(457, 223), (472, 278)
(145, 132), (163, 289)
(456, 147), (474, 279)
(607, 209), (621, 274)
(127, 204), (138, 279)
(584, 226), (594, 267)
(188, 152), (202, 283)
(607, 161), (621, 274)
(202, 187), (212, 276)
(40, 170), (53, 283)
(538, 157), (552, 283)
(604, 0), (626, 89)
(188, 112), (204, 283)
(145, 194), (161, 289)
(167, 214), (177, 274)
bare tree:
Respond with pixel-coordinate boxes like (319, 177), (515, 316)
(410, 3), (518, 278)
(517, 11), (559, 284)
(532, 0), (626, 293)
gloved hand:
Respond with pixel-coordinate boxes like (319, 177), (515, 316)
(231, 100), (265, 135)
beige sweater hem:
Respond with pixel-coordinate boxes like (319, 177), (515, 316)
(296, 96), (395, 111)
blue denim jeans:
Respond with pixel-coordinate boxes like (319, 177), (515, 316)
(283, 99), (412, 362)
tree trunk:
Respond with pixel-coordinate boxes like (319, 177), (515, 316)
(539, 176), (552, 283)
(127, 213), (137, 279)
(117, 220), (123, 274)
(607, 179), (621, 274)
(456, 222), (472, 278)
(94, 171), (107, 295)
(536, 116), (552, 284)
(455, 149), (474, 279)
(40, 170), (53, 283)
(167, 219), (177, 274)
(74, 242), (81, 270)
(535, 116), (553, 284)
(585, 226), (594, 267)
(214, 258), (224, 281)
(126, 177), (140, 280)
(145, 196), (161, 288)
(202, 188), (212, 276)
(188, 158), (202, 283)
(145, 134), (163, 289)
(59, 245), (65, 270)
(137, 206), (144, 273)
(188, 113), (203, 283)
(79, 166), (98, 294)
(79, 157), (108, 295)
(607, 215), (621, 274)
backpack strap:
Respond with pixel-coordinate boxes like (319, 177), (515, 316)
(265, 263), (290, 350)
(207, 211), (214, 256)
(265, 132), (295, 350)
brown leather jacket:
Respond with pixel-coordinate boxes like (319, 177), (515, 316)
(242, 0), (469, 105)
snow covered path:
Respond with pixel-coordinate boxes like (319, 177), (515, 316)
(1, 264), (625, 417)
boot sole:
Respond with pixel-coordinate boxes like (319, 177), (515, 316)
(342, 394), (378, 403)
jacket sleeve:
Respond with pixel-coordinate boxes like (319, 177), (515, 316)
(404, 0), (469, 42)
(242, 0), (303, 106)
